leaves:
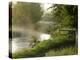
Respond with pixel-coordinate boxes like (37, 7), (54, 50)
(12, 2), (43, 27)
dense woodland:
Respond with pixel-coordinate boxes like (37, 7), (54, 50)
(9, 2), (78, 58)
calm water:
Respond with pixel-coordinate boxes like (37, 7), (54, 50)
(12, 33), (50, 53)
(12, 38), (31, 52)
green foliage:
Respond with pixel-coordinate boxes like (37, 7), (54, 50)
(12, 37), (76, 58)
(51, 4), (78, 30)
(49, 4), (78, 45)
(12, 2), (43, 27)
(46, 46), (77, 56)
(11, 3), (78, 59)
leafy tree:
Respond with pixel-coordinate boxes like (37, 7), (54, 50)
(51, 4), (78, 30)
(12, 2), (43, 28)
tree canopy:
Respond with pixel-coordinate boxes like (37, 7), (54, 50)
(12, 2), (43, 27)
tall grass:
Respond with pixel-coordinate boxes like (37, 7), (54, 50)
(12, 38), (77, 59)
(45, 46), (77, 56)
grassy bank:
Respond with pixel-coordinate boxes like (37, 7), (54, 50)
(45, 46), (77, 56)
(12, 38), (77, 59)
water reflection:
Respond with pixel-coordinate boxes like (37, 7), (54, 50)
(12, 39), (18, 52)
(12, 33), (50, 53)
(12, 38), (30, 52)
(39, 34), (50, 41)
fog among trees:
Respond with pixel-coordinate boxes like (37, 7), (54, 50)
(9, 2), (78, 58)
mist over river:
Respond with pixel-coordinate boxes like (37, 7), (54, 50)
(11, 27), (51, 53)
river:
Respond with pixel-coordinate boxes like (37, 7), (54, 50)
(11, 33), (50, 53)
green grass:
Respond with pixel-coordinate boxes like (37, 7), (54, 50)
(11, 33), (77, 59)
(45, 46), (78, 56)
(12, 39), (77, 59)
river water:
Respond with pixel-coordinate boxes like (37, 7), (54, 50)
(11, 33), (50, 53)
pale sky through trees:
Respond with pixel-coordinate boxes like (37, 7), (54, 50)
(42, 3), (53, 13)
(12, 1), (53, 13)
